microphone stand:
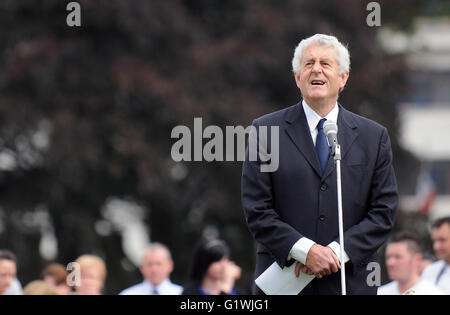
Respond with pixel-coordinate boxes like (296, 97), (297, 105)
(334, 144), (346, 295)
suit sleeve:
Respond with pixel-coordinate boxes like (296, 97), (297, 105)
(241, 121), (302, 268)
(339, 127), (398, 265)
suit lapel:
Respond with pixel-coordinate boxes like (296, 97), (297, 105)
(284, 103), (323, 178)
(284, 102), (359, 180)
(322, 104), (358, 180)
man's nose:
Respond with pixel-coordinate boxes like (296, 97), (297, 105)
(433, 242), (440, 252)
(312, 62), (322, 73)
(386, 258), (395, 267)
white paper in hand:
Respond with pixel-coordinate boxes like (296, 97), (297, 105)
(254, 241), (349, 295)
(254, 262), (315, 295)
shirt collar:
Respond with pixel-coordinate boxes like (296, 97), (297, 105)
(144, 278), (170, 291)
(302, 100), (339, 132)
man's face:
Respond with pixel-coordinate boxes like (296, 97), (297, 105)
(294, 44), (349, 106)
(0, 259), (16, 295)
(140, 249), (173, 286)
(77, 267), (104, 295)
(432, 223), (450, 263)
(385, 243), (419, 282)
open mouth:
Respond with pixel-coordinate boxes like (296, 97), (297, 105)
(311, 80), (325, 86)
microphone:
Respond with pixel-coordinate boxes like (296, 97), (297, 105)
(323, 120), (338, 156)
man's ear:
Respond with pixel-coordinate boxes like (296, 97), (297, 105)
(294, 71), (302, 89)
(414, 253), (423, 265)
(339, 71), (350, 89)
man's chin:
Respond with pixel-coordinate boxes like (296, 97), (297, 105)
(387, 272), (400, 280)
(437, 253), (449, 262)
(304, 94), (331, 103)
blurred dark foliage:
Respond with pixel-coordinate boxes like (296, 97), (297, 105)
(0, 0), (445, 293)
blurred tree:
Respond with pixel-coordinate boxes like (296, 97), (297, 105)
(0, 0), (446, 293)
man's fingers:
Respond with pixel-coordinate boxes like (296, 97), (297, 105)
(295, 262), (301, 277)
(302, 265), (314, 275)
(295, 262), (315, 277)
(331, 254), (341, 273)
(328, 248), (341, 273)
(306, 244), (345, 277)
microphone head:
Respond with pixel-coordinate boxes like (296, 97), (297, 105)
(323, 120), (338, 152)
(323, 120), (338, 136)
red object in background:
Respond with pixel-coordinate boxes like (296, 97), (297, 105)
(415, 163), (437, 215)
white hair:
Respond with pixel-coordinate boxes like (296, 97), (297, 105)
(143, 242), (172, 261)
(292, 34), (350, 75)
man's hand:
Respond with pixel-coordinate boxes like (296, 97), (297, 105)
(297, 244), (340, 279)
(295, 261), (314, 277)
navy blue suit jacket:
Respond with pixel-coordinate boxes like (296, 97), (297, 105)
(241, 101), (398, 295)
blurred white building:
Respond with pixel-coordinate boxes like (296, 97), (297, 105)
(378, 17), (450, 220)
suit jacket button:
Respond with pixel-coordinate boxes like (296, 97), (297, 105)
(320, 184), (327, 191)
(319, 215), (326, 221)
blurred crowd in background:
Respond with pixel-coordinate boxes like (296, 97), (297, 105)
(0, 237), (246, 295)
(1, 0), (450, 295)
(1, 216), (449, 295)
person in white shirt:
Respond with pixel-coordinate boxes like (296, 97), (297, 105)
(378, 232), (443, 295)
(422, 217), (450, 294)
(119, 242), (182, 295)
(418, 251), (435, 275)
(0, 250), (21, 295)
(4, 277), (23, 295)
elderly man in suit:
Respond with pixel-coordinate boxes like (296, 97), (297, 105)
(242, 34), (398, 295)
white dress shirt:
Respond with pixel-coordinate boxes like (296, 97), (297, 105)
(288, 100), (349, 265)
(421, 260), (450, 294)
(3, 278), (23, 295)
(119, 279), (183, 295)
(377, 279), (444, 295)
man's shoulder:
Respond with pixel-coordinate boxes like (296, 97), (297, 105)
(422, 260), (446, 278)
(159, 279), (183, 294)
(252, 103), (299, 126)
(166, 280), (183, 292)
(340, 106), (387, 132)
(377, 281), (398, 295)
(415, 279), (445, 295)
(119, 282), (147, 295)
(251, 102), (388, 133)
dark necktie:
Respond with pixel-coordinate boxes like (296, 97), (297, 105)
(315, 118), (330, 174)
(435, 263), (447, 285)
(152, 288), (159, 295)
